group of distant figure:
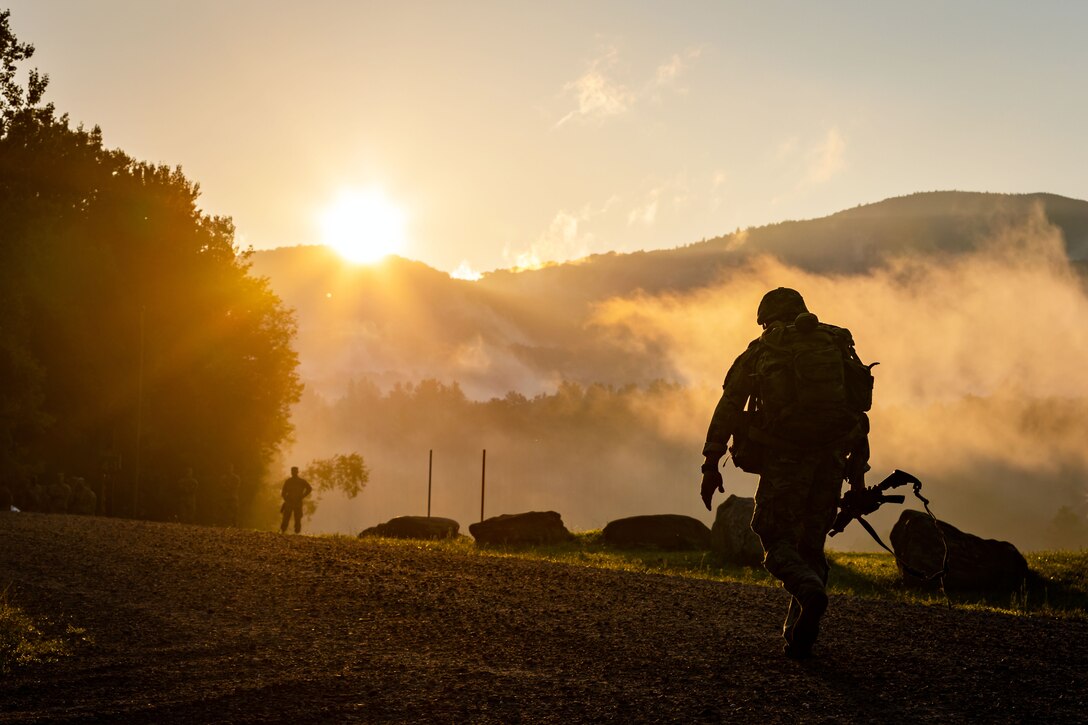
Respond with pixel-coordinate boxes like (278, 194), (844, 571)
(173, 465), (242, 527)
(0, 465), (243, 527)
(1, 465), (315, 535)
(0, 474), (98, 516)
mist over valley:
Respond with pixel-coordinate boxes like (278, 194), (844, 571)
(250, 192), (1088, 550)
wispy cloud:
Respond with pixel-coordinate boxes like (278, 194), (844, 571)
(771, 127), (847, 200)
(627, 174), (694, 226)
(628, 190), (660, 226)
(504, 209), (593, 269)
(555, 47), (634, 128)
(503, 195), (622, 269)
(710, 169), (728, 210)
(804, 127), (846, 184)
(776, 136), (800, 161)
(556, 46), (702, 128)
(649, 47), (702, 97)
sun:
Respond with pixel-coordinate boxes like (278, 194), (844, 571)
(318, 188), (407, 264)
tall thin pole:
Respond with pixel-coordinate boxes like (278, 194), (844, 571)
(427, 449), (433, 518)
(480, 449), (487, 522)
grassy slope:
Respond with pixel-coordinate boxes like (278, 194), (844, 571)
(4, 527), (1082, 674)
(0, 590), (86, 673)
(349, 532), (1088, 622)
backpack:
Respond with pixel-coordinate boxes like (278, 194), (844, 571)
(751, 313), (874, 446)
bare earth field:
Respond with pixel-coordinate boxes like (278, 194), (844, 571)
(1, 514), (1085, 724)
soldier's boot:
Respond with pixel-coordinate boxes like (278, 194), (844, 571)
(783, 577), (827, 660)
(782, 596), (801, 644)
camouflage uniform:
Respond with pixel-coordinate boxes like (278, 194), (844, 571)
(702, 288), (863, 657)
(753, 449), (845, 636)
(704, 348), (845, 588)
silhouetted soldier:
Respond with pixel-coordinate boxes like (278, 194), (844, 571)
(70, 477), (97, 516)
(177, 468), (199, 523)
(25, 477), (45, 512)
(48, 473), (72, 514)
(219, 465), (241, 527)
(280, 466), (312, 534)
(700, 288), (871, 659)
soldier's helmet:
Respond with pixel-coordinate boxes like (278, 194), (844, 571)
(756, 287), (808, 325)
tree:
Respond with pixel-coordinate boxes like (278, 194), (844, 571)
(0, 11), (302, 520)
(303, 453), (371, 500)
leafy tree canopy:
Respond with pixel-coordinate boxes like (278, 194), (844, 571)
(0, 10), (302, 522)
(303, 453), (370, 500)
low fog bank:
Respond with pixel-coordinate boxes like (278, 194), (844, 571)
(289, 213), (1088, 551)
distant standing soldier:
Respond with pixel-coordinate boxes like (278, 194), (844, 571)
(177, 468), (199, 524)
(280, 466), (312, 534)
(26, 477), (45, 512)
(48, 473), (72, 514)
(219, 464), (241, 527)
(70, 477), (97, 516)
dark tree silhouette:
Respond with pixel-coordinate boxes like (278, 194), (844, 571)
(0, 10), (302, 521)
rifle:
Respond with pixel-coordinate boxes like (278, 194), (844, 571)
(829, 468), (948, 584)
(828, 468), (919, 537)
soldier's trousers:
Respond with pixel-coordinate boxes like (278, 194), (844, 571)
(750, 448), (844, 598)
(280, 501), (303, 533)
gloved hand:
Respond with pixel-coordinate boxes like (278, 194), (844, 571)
(840, 487), (881, 517)
(700, 462), (724, 511)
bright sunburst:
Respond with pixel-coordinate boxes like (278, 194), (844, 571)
(318, 188), (407, 264)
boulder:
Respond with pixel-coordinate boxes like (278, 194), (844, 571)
(359, 516), (460, 541)
(602, 514), (711, 551)
(710, 495), (764, 566)
(469, 511), (573, 546)
(890, 510), (1029, 593)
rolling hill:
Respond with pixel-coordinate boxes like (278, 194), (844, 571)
(2, 514), (1084, 722)
(248, 191), (1088, 399)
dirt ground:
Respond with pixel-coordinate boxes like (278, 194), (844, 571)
(1, 514), (1085, 724)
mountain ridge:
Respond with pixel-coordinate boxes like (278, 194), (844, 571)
(248, 190), (1088, 398)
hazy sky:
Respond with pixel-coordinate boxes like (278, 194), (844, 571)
(6, 1), (1087, 274)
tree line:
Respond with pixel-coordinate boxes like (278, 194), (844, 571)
(0, 11), (301, 524)
(292, 377), (699, 531)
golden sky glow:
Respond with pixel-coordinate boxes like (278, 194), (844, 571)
(7, 2), (1088, 275)
(318, 189), (407, 264)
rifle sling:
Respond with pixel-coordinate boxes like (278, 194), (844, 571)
(851, 484), (949, 586)
(854, 514), (932, 581)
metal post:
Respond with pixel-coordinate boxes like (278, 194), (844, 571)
(480, 449), (486, 522)
(427, 449), (433, 517)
